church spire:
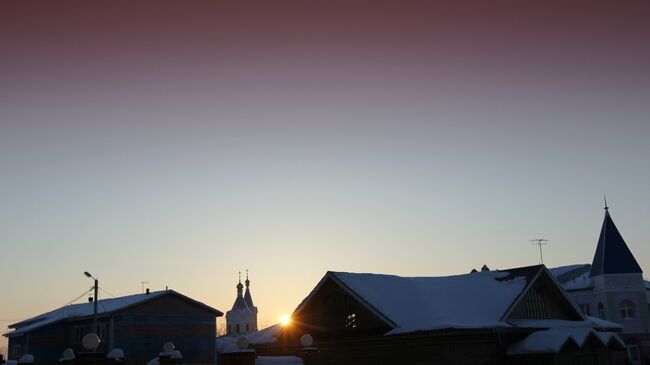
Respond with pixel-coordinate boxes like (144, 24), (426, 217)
(590, 204), (642, 277)
(244, 269), (256, 310)
(231, 271), (248, 311)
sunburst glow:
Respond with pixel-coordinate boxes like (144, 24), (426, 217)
(280, 314), (291, 326)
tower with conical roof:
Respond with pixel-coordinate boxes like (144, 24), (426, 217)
(585, 202), (650, 333)
(225, 271), (258, 336)
(590, 204), (643, 277)
(244, 271), (259, 315)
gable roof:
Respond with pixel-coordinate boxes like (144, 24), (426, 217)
(590, 210), (642, 277)
(294, 265), (589, 335)
(5, 290), (222, 337)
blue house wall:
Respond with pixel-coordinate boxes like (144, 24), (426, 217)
(5, 292), (221, 365)
(112, 313), (216, 365)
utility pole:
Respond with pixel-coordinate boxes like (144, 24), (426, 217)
(531, 239), (549, 265)
(93, 278), (98, 334)
(84, 272), (99, 336)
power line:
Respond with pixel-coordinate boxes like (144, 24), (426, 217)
(0, 288), (94, 327)
(99, 287), (130, 306)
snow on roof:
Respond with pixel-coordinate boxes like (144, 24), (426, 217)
(562, 274), (592, 291)
(330, 269), (529, 334)
(548, 265), (589, 279)
(509, 317), (622, 331)
(247, 323), (283, 345)
(549, 264), (592, 291)
(507, 328), (624, 355)
(595, 332), (626, 349)
(5, 289), (221, 337)
(215, 336), (238, 353)
(584, 316), (624, 330)
(256, 356), (304, 365)
(216, 324), (283, 353)
(507, 328), (580, 355)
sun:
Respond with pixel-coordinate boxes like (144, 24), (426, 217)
(280, 314), (292, 326)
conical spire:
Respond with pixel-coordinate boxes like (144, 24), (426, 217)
(244, 270), (255, 309)
(590, 205), (642, 277)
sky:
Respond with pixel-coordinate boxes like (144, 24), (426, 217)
(1, 0), (650, 354)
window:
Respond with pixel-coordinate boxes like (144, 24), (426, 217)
(228, 325), (231, 334)
(598, 302), (606, 319)
(579, 304), (592, 316)
(345, 313), (357, 328)
(246, 324), (249, 332)
(11, 345), (21, 357)
(236, 324), (240, 333)
(620, 300), (636, 319)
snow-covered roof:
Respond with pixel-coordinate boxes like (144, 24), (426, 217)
(549, 264), (593, 291)
(507, 328), (624, 355)
(5, 290), (222, 337)
(293, 265), (587, 335)
(247, 323), (283, 345)
(509, 317), (622, 331)
(215, 336), (238, 353)
(329, 270), (527, 334)
(595, 331), (627, 349)
(548, 264), (589, 279)
(216, 323), (283, 352)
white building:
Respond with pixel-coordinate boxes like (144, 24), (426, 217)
(552, 205), (650, 334)
(225, 273), (258, 336)
(550, 205), (650, 363)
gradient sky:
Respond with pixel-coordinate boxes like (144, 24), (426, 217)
(1, 0), (650, 354)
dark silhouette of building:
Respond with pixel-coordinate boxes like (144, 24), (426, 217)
(4, 290), (222, 365)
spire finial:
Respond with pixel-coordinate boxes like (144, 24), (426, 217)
(236, 271), (243, 292)
(604, 194), (609, 212)
(245, 269), (250, 287)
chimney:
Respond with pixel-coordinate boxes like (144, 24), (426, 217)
(146, 288), (150, 295)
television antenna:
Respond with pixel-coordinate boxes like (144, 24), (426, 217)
(531, 239), (549, 265)
(140, 281), (150, 294)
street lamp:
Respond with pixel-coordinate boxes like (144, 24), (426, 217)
(84, 271), (99, 337)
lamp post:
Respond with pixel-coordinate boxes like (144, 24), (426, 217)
(84, 271), (99, 336)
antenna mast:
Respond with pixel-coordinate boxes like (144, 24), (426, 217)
(140, 281), (150, 294)
(531, 238), (549, 265)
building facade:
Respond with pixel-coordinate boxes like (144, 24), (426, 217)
(4, 290), (223, 365)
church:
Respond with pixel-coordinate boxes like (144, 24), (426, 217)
(225, 272), (259, 336)
(551, 204), (650, 363)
